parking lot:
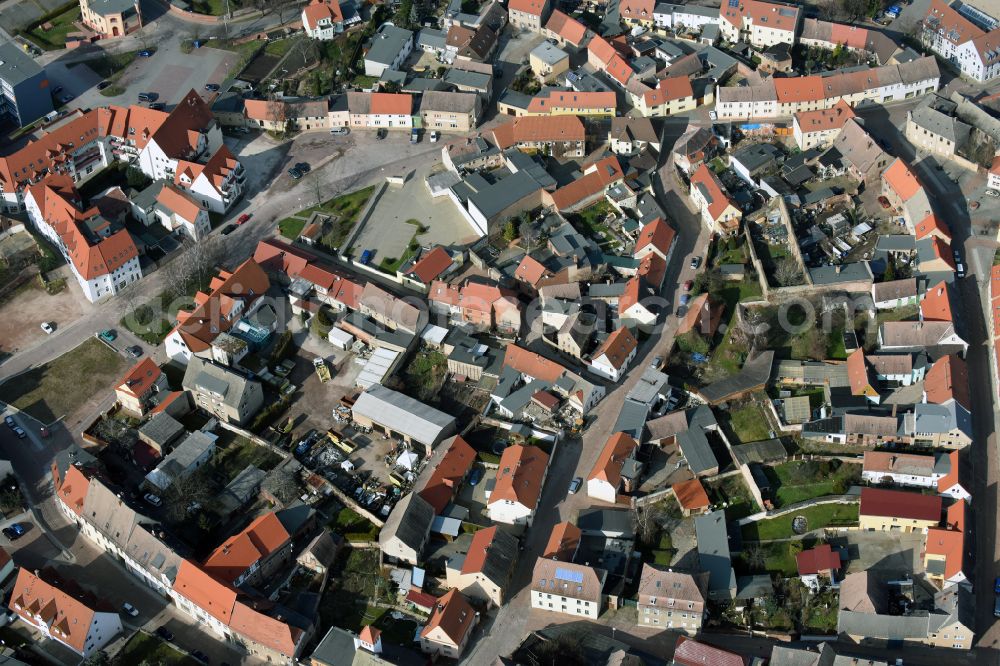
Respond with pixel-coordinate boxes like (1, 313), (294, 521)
(352, 163), (481, 265)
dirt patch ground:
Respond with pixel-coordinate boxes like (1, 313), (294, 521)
(0, 280), (90, 354)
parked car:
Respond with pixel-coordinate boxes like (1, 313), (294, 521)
(568, 477), (582, 494)
(3, 416), (14, 429)
(236, 213), (252, 225)
(689, 256), (701, 270)
(376, 128), (388, 140)
(126, 345), (142, 358)
(191, 650), (210, 665)
(40, 322), (54, 334)
(986, 189), (1000, 198)
(410, 128), (420, 144)
(12, 427), (25, 440)
(995, 596), (1000, 618)
(59, 94), (74, 104)
(137, 92), (157, 102)
(287, 168), (302, 180)
(52, 86), (63, 95)
(330, 127), (350, 136)
(680, 294), (691, 306)
(221, 223), (237, 235)
(149, 102), (166, 111)
(97, 80), (112, 90)
(956, 263), (965, 278)
(430, 130), (439, 142)
(143, 493), (162, 507)
(98, 329), (117, 343)
(878, 196), (891, 209)
(294, 162), (310, 173)
(359, 249), (374, 265)
(121, 603), (139, 617)
(155, 626), (174, 641)
(683, 280), (693, 291)
(2, 524), (26, 541)
(468, 467), (484, 486)
(651, 355), (663, 369)
(138, 49), (154, 57)
(204, 83), (220, 92)
(993, 575), (1000, 594)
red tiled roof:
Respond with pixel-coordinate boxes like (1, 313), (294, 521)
(509, 0), (547, 16)
(796, 543), (841, 575)
(515, 255), (550, 287)
(229, 601), (302, 656)
(172, 560), (238, 624)
(620, 0), (653, 20)
(370, 93), (412, 116)
(461, 525), (500, 575)
(605, 54), (634, 86)
(420, 589), (476, 646)
(587, 35), (616, 66)
(924, 354), (970, 411)
(419, 435), (476, 513)
(545, 9), (587, 45)
(619, 276), (641, 313)
(914, 213), (950, 240)
(673, 636), (746, 666)
(156, 184), (203, 223)
(794, 99), (856, 133)
(503, 344), (565, 383)
(883, 158), (922, 201)
(489, 444), (549, 510)
(672, 478), (710, 511)
(549, 155), (623, 210)
(202, 512), (291, 584)
(635, 218), (675, 257)
(10, 569), (98, 652)
(592, 327), (637, 370)
(644, 76), (693, 107)
(408, 247), (452, 283)
(925, 499), (966, 579)
(859, 487), (941, 522)
(56, 465), (91, 517)
(303, 0), (343, 30)
(525, 90), (615, 114)
(491, 115), (585, 150)
(588, 432), (637, 488)
(117, 357), (161, 398)
(936, 450), (962, 494)
(690, 164), (737, 223)
(920, 281), (954, 322)
(542, 521), (581, 560)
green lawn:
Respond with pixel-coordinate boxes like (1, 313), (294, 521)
(88, 51), (138, 83)
(331, 507), (380, 542)
(25, 6), (82, 50)
(278, 217), (307, 239)
(802, 589), (840, 632)
(742, 503), (859, 541)
(113, 632), (198, 665)
(569, 201), (615, 242)
(192, 0), (227, 15)
(319, 548), (394, 631)
(0, 338), (127, 424)
(265, 38), (298, 57)
(704, 475), (758, 521)
(728, 402), (773, 443)
(769, 460), (860, 508)
(213, 436), (282, 480)
(120, 304), (172, 345)
(877, 304), (919, 326)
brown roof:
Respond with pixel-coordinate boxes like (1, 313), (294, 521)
(545, 9), (587, 45)
(690, 164), (737, 223)
(420, 589), (476, 646)
(588, 432), (637, 487)
(844, 413), (897, 437)
(676, 292), (724, 337)
(503, 344), (565, 383)
(924, 354), (970, 411)
(637, 564), (704, 609)
(863, 451), (935, 477)
(672, 478), (710, 511)
(859, 487), (941, 522)
(229, 601), (302, 656)
(509, 0), (546, 15)
(491, 115), (585, 150)
(408, 246), (452, 283)
(531, 558), (604, 602)
(515, 255), (550, 286)
(10, 569), (98, 652)
(794, 99), (856, 134)
(156, 183), (203, 223)
(542, 522), (581, 560)
(592, 327), (637, 371)
(202, 512), (291, 584)
(919, 281), (954, 322)
(549, 155), (623, 210)
(796, 544), (841, 575)
(303, 0), (343, 29)
(172, 559), (238, 624)
(634, 218), (675, 257)
(117, 357), (162, 398)
(846, 349), (877, 398)
(673, 637), (746, 666)
(418, 435), (476, 513)
(489, 444), (549, 510)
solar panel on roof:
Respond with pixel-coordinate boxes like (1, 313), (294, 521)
(555, 567), (584, 583)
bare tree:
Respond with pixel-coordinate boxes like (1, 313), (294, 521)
(631, 500), (667, 545)
(774, 258), (803, 287)
(266, 97), (288, 134)
(519, 220), (540, 252)
(744, 543), (765, 570)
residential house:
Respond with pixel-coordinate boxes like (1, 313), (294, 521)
(80, 0), (142, 37)
(618, 277), (659, 329)
(847, 349), (880, 403)
(490, 115), (585, 158)
(420, 589), (478, 659)
(302, 0), (346, 39)
(182, 356), (263, 425)
(364, 24), (414, 77)
(164, 259), (270, 364)
(636, 564), (705, 633)
(878, 321), (967, 355)
(115, 357), (168, 416)
(543, 522), (581, 561)
(588, 328), (638, 382)
(793, 100), (857, 150)
(924, 500), (968, 587)
(499, 88), (617, 118)
(545, 154), (624, 212)
(921, 0), (1000, 82)
(673, 637), (746, 666)
(796, 544), (842, 592)
(544, 9), (588, 47)
(647, 406), (722, 477)
(673, 478), (711, 516)
(379, 493), (435, 565)
(348, 92), (414, 129)
(673, 126), (720, 175)
(508, 0), (550, 32)
(445, 526), (518, 607)
(609, 117), (660, 155)
(859, 487), (941, 533)
(799, 18), (900, 64)
(694, 510), (736, 600)
(420, 91), (481, 133)
(862, 451), (943, 489)
(530, 42), (569, 82)
(690, 164), (741, 234)
(202, 511), (294, 588)
(487, 444), (549, 525)
(244, 99), (330, 133)
(587, 432), (640, 503)
(9, 569), (122, 659)
(529, 558), (606, 617)
(676, 293), (724, 339)
(635, 76), (696, 117)
(872, 278), (919, 310)
(129, 180), (210, 241)
(144, 430), (215, 491)
(905, 402), (973, 449)
(718, 0), (800, 47)
(418, 435), (476, 514)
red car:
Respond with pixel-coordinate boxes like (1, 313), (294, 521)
(877, 196), (891, 210)
(683, 280), (694, 292)
(236, 213), (252, 225)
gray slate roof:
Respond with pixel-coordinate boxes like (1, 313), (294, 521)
(694, 510), (736, 598)
(366, 24), (413, 65)
(379, 492), (434, 553)
(352, 383), (455, 446)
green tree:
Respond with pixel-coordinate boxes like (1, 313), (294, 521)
(311, 308), (333, 338)
(883, 256), (896, 282)
(501, 219), (517, 242)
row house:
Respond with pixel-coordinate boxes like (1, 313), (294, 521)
(718, 0), (800, 48)
(487, 444), (550, 525)
(498, 88), (616, 118)
(587, 431), (640, 503)
(347, 92), (414, 129)
(636, 565), (705, 632)
(633, 76), (696, 117)
(490, 115), (585, 157)
(689, 163), (741, 234)
(508, 0), (550, 31)
(859, 486), (942, 533)
(799, 18), (900, 64)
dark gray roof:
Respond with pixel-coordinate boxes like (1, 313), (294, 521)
(676, 406), (720, 475)
(0, 41), (44, 86)
(379, 492), (435, 552)
(138, 412), (184, 447)
(276, 502), (315, 535)
(731, 439), (787, 466)
(577, 508), (634, 538)
(468, 527), (518, 586)
(444, 68), (491, 91)
(183, 356), (260, 409)
(809, 262), (873, 287)
(84, 0), (138, 16)
(465, 169), (544, 220)
(735, 574), (773, 599)
(698, 350), (774, 404)
(732, 143), (783, 173)
(694, 510), (736, 597)
(366, 24), (413, 66)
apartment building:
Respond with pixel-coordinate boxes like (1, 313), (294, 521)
(636, 565), (705, 633)
(922, 0), (1000, 82)
(80, 0), (143, 37)
(0, 41), (53, 127)
(529, 558), (606, 617)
